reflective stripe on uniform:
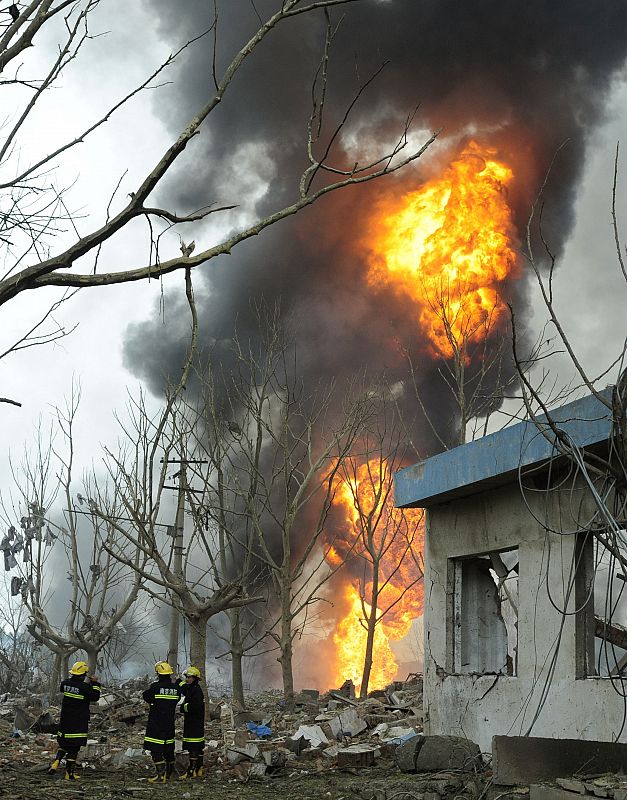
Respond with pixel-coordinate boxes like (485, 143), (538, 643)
(183, 737), (204, 743)
(144, 736), (166, 745)
(154, 694), (179, 700)
(183, 703), (189, 711)
(61, 732), (87, 738)
(165, 738), (175, 744)
(63, 692), (85, 699)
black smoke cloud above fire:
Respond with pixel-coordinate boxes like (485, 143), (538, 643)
(125, 0), (627, 444)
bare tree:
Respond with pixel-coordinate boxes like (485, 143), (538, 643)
(98, 612), (152, 681)
(331, 409), (424, 697)
(0, 581), (40, 693)
(184, 324), (277, 709)
(0, 1), (437, 407)
(92, 271), (265, 674)
(404, 276), (520, 450)
(215, 317), (374, 708)
(0, 388), (144, 680)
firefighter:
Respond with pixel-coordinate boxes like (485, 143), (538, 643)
(178, 665), (205, 779)
(142, 661), (181, 783)
(47, 661), (101, 780)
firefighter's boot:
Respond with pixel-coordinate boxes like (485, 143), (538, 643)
(165, 761), (176, 781)
(47, 749), (65, 775)
(148, 760), (166, 784)
(194, 755), (204, 779)
(178, 756), (192, 780)
(64, 757), (80, 781)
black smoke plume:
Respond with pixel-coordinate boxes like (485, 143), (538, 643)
(126, 0), (627, 445)
(121, 0), (627, 687)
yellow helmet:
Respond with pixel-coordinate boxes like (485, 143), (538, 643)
(154, 661), (173, 675)
(184, 666), (201, 678)
(70, 661), (89, 676)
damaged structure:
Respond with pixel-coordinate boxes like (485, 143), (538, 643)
(396, 388), (627, 753)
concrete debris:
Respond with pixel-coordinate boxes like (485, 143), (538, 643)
(2, 678), (624, 800)
(395, 734), (425, 773)
(336, 744), (379, 768)
(395, 734), (483, 774)
(0, 676), (426, 783)
(550, 777), (627, 800)
(329, 708), (368, 739)
(109, 746), (148, 766)
(0, 672), (502, 797)
(291, 724), (329, 748)
(414, 735), (482, 772)
(97, 693), (117, 708)
(295, 689), (320, 707)
(493, 736), (627, 786)
(226, 741), (261, 764)
(556, 780), (589, 795)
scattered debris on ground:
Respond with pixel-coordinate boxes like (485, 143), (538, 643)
(0, 674), (620, 800)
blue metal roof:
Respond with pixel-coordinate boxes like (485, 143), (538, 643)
(395, 388), (614, 508)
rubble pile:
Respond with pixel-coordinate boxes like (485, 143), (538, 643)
(3, 676), (625, 800)
(0, 674), (535, 800)
(208, 677), (427, 779)
(533, 777), (627, 800)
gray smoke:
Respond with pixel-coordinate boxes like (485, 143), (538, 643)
(119, 1), (627, 687)
(125, 0), (627, 449)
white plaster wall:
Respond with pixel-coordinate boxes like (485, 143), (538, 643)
(423, 481), (626, 753)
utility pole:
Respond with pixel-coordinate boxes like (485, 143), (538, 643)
(161, 457), (207, 672)
(166, 462), (186, 672)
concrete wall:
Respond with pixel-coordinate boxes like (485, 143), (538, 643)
(423, 479), (626, 753)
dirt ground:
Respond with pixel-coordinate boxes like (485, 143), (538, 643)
(0, 761), (475, 800)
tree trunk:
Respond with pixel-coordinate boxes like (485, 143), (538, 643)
(279, 586), (294, 710)
(188, 613), (208, 676)
(360, 572), (379, 699)
(188, 612), (209, 723)
(167, 604), (181, 672)
(229, 608), (246, 710)
(361, 614), (378, 699)
(50, 650), (72, 698)
(50, 651), (65, 693)
(86, 648), (98, 674)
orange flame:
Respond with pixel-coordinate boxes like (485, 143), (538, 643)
(326, 459), (424, 693)
(332, 584), (399, 691)
(364, 140), (520, 357)
(325, 142), (520, 691)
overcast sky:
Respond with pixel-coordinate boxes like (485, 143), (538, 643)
(1, 1), (627, 664)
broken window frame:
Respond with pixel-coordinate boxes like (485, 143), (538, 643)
(446, 547), (519, 677)
(575, 531), (627, 679)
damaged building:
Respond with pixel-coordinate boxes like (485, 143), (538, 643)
(395, 388), (627, 754)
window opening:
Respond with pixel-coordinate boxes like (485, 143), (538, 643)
(449, 548), (518, 676)
(576, 532), (627, 678)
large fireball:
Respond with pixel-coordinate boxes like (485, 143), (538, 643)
(365, 140), (520, 357)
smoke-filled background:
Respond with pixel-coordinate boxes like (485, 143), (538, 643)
(117, 0), (627, 687)
(125, 0), (627, 426)
(4, 0), (627, 689)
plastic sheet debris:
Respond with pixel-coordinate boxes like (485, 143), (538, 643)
(246, 721), (273, 738)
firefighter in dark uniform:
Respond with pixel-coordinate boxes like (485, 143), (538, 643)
(143, 661), (181, 783)
(178, 665), (205, 780)
(47, 660), (101, 780)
